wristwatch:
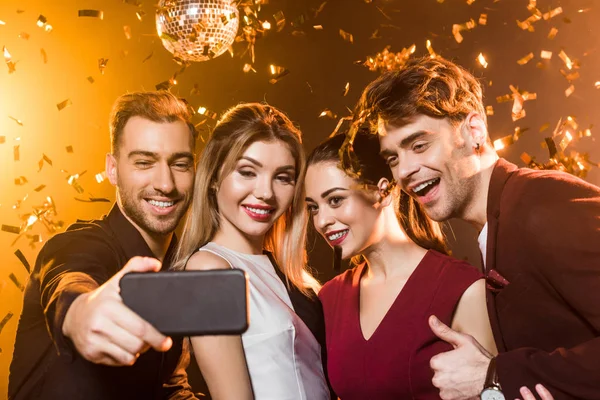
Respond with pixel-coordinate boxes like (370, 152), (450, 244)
(480, 357), (505, 400)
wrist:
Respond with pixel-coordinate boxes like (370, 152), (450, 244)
(62, 292), (86, 338)
(480, 357), (505, 400)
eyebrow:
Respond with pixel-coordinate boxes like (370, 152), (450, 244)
(305, 187), (348, 203)
(379, 130), (428, 157)
(128, 150), (194, 162)
(240, 156), (295, 172)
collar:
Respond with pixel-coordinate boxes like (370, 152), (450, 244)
(486, 158), (519, 221)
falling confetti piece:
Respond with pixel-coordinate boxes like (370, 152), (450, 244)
(517, 52), (534, 65)
(269, 64), (290, 84)
(0, 312), (14, 334)
(124, 25), (132, 39)
(95, 171), (106, 183)
(243, 63), (257, 73)
(595, 81), (600, 89)
(36, 14), (47, 28)
(426, 40), (437, 58)
(539, 123), (550, 132)
(14, 176), (28, 185)
(479, 14), (487, 25)
(98, 58), (108, 74)
(19, 32), (30, 40)
(2, 225), (20, 234)
(87, 76), (95, 83)
(313, 25), (323, 30)
(14, 145), (20, 161)
(136, 11), (146, 21)
(9, 273), (24, 291)
(196, 107), (218, 119)
(486, 105), (494, 116)
(34, 184), (46, 192)
(542, 6), (563, 20)
(540, 50), (552, 60)
(74, 197), (111, 203)
(477, 53), (488, 68)
(57, 99), (72, 111)
(342, 82), (350, 96)
(565, 85), (575, 97)
(339, 29), (354, 44)
(319, 109), (338, 119)
(9, 116), (23, 126)
(0, 20), (5, 25)
(273, 11), (285, 31)
(548, 27), (558, 39)
(142, 51), (154, 63)
(40, 48), (48, 63)
(78, 9), (104, 19)
(14, 249), (30, 273)
(558, 50), (573, 70)
(452, 19), (476, 43)
(0, 136), (5, 144)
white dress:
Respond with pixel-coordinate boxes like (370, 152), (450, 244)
(199, 242), (330, 400)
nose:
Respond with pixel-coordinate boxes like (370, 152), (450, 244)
(254, 175), (274, 201)
(315, 206), (335, 234)
(154, 162), (176, 194)
(394, 153), (420, 189)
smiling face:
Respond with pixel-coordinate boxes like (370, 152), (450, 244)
(378, 114), (482, 222)
(305, 161), (383, 259)
(107, 116), (195, 237)
(216, 139), (297, 243)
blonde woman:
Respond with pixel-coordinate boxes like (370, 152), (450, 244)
(173, 103), (331, 400)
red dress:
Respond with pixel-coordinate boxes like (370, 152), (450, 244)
(319, 250), (483, 399)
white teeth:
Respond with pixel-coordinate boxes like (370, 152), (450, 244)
(148, 200), (174, 208)
(246, 206), (271, 215)
(413, 178), (439, 194)
(328, 230), (348, 241)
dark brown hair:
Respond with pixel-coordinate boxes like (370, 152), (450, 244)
(357, 56), (486, 131)
(307, 130), (448, 256)
(109, 91), (197, 155)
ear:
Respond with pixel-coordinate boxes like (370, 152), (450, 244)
(377, 178), (394, 207)
(105, 153), (118, 186)
(463, 112), (488, 151)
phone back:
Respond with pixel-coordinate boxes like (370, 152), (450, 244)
(120, 269), (249, 336)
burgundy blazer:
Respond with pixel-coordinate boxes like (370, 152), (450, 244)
(485, 159), (600, 400)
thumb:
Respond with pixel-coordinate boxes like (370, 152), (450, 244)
(428, 315), (468, 348)
(109, 256), (162, 289)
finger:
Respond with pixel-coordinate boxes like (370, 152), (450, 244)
(536, 384), (554, 400)
(428, 315), (468, 348)
(109, 303), (171, 352)
(110, 256), (162, 291)
(519, 386), (537, 400)
(84, 340), (138, 367)
(102, 321), (147, 355)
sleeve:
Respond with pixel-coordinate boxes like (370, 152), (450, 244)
(495, 176), (600, 399)
(38, 231), (117, 359)
(162, 339), (200, 399)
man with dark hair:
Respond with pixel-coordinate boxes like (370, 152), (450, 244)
(9, 91), (199, 399)
(359, 56), (600, 400)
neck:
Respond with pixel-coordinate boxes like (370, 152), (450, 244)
(117, 202), (172, 262)
(361, 204), (427, 279)
(212, 218), (265, 255)
(461, 150), (498, 232)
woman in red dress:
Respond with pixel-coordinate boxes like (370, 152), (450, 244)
(305, 131), (497, 399)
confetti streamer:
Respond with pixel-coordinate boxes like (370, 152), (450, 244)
(78, 10), (104, 19)
(9, 273), (24, 292)
(14, 249), (30, 273)
(0, 312), (14, 334)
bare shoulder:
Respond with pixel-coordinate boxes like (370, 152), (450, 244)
(460, 278), (487, 303)
(185, 250), (232, 271)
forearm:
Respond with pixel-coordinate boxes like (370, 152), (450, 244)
(496, 341), (600, 400)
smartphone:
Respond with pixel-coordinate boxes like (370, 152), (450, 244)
(120, 269), (249, 336)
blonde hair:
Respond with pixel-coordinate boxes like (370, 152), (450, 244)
(173, 103), (320, 296)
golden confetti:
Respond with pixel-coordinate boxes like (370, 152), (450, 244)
(560, 69), (580, 82)
(14, 249), (30, 273)
(466, 0), (476, 4)
(319, 109), (338, 119)
(56, 99), (72, 111)
(142, 51), (154, 63)
(34, 184), (46, 192)
(595, 81), (600, 89)
(9, 116), (23, 126)
(95, 171), (106, 183)
(98, 58), (108, 74)
(565, 85), (575, 97)
(124, 25), (132, 39)
(343, 82), (350, 96)
(548, 27), (558, 39)
(426, 40), (437, 58)
(14, 176), (28, 185)
(494, 135), (514, 151)
(486, 105), (494, 116)
(87, 76), (95, 83)
(78, 10), (104, 19)
(339, 29), (354, 43)
(9, 273), (24, 292)
(19, 32), (30, 40)
(0, 312), (14, 334)
(540, 50), (552, 60)
(0, 136), (5, 144)
(75, 197), (111, 203)
(36, 14), (47, 28)
(479, 14), (487, 25)
(14, 145), (20, 161)
(3, 45), (16, 73)
(558, 50), (573, 70)
(0, 20), (5, 25)
(539, 123), (550, 132)
(313, 25), (323, 30)
(361, 44), (416, 72)
(2, 225), (20, 234)
(136, 11), (146, 21)
(273, 10), (285, 32)
(269, 64), (290, 84)
(559, 130), (573, 150)
(196, 106), (218, 119)
(261, 21), (271, 30)
(543, 6), (563, 20)
(477, 53), (488, 68)
(39, 48), (48, 63)
(517, 52), (534, 65)
(452, 18), (476, 43)
(243, 63), (256, 73)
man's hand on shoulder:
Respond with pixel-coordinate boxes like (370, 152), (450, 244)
(62, 256), (172, 366)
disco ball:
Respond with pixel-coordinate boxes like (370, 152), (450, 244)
(156, 0), (240, 62)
